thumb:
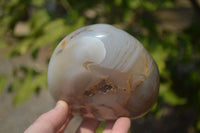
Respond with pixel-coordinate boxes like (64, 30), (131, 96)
(25, 100), (69, 133)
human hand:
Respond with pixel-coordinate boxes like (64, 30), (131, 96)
(25, 100), (131, 133)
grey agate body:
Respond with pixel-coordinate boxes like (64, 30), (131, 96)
(48, 24), (159, 120)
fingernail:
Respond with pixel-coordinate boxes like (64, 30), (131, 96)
(55, 100), (67, 108)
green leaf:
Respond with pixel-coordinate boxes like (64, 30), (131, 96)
(197, 118), (200, 130)
(31, 19), (68, 50)
(114, 0), (122, 6)
(31, 0), (45, 7)
(13, 71), (47, 105)
(142, 1), (157, 11)
(128, 0), (140, 9)
(96, 121), (106, 133)
(0, 16), (12, 36)
(162, 1), (174, 8)
(150, 45), (169, 75)
(29, 10), (50, 35)
(163, 90), (186, 105)
(123, 10), (134, 23)
(15, 38), (33, 55)
(159, 83), (186, 106)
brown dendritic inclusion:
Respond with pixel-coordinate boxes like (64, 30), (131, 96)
(84, 79), (116, 96)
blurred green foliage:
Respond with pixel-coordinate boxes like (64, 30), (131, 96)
(0, 0), (200, 132)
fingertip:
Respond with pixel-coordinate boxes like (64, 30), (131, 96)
(118, 117), (131, 125)
(56, 100), (68, 109)
(112, 117), (131, 133)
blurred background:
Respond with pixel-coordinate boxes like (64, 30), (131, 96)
(0, 0), (200, 132)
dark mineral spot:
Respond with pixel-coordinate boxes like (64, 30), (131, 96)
(84, 90), (94, 96)
(99, 85), (112, 93)
(123, 88), (127, 91)
(56, 49), (63, 55)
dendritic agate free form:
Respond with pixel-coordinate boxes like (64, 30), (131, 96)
(48, 24), (159, 120)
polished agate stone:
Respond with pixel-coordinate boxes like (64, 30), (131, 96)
(48, 24), (159, 120)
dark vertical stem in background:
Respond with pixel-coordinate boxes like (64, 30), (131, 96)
(190, 0), (200, 16)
